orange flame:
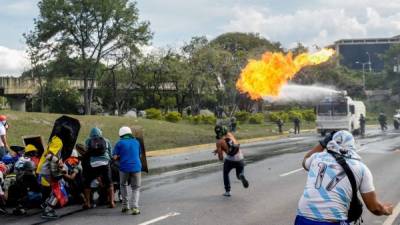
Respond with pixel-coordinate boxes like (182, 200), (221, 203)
(236, 48), (335, 100)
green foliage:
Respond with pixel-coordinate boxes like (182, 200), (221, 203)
(302, 109), (316, 122)
(268, 111), (289, 122)
(234, 111), (251, 122)
(288, 110), (303, 121)
(165, 111), (182, 123)
(145, 108), (162, 120)
(44, 79), (80, 114)
(200, 115), (216, 125)
(249, 113), (264, 124)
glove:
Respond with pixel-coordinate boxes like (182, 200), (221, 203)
(319, 131), (337, 148)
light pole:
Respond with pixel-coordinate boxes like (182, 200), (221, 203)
(366, 52), (372, 72)
(355, 61), (367, 91)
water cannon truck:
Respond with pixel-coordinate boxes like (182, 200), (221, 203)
(316, 91), (366, 136)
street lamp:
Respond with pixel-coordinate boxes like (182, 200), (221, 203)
(355, 61), (367, 91)
(366, 52), (372, 72)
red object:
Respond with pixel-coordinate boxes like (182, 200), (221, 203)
(0, 162), (7, 174)
(51, 180), (68, 207)
(0, 115), (6, 121)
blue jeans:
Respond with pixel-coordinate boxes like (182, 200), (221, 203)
(0, 146), (6, 159)
(295, 215), (349, 225)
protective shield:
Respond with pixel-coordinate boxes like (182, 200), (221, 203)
(22, 135), (45, 157)
(49, 116), (81, 161)
(131, 127), (148, 173)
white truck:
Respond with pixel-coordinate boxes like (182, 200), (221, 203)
(316, 91), (366, 136)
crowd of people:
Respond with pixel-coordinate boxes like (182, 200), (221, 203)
(0, 115), (143, 219)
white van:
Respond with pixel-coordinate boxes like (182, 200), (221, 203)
(316, 92), (366, 136)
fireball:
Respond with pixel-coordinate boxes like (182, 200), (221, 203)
(236, 48), (335, 100)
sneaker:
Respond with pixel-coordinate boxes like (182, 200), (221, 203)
(41, 210), (59, 219)
(223, 192), (231, 197)
(239, 174), (249, 188)
(131, 208), (140, 215)
(121, 207), (129, 213)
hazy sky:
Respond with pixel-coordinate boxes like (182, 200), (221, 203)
(1, 0), (400, 75)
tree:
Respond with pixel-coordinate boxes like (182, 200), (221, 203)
(25, 0), (152, 114)
(44, 79), (80, 113)
(381, 44), (400, 94)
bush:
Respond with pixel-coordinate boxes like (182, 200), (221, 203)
(234, 111), (250, 122)
(268, 111), (289, 122)
(145, 108), (162, 120)
(288, 110), (303, 121)
(302, 109), (316, 122)
(249, 113), (264, 124)
(165, 111), (182, 123)
(200, 115), (216, 124)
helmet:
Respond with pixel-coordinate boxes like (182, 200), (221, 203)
(119, 126), (132, 137)
(70, 149), (79, 158)
(0, 115), (6, 121)
(214, 125), (228, 139)
(1, 154), (14, 164)
(23, 160), (35, 171)
(24, 144), (38, 153)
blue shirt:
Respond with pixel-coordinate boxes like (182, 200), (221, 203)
(113, 138), (142, 173)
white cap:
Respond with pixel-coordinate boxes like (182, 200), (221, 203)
(119, 126), (132, 137)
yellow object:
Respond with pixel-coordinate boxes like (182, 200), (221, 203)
(36, 136), (63, 175)
(25, 144), (38, 153)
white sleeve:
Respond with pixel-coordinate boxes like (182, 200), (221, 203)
(304, 153), (317, 170)
(0, 126), (5, 136)
(359, 165), (375, 193)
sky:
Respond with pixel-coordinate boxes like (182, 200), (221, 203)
(1, 0), (400, 76)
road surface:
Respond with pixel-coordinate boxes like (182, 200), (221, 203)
(2, 129), (400, 225)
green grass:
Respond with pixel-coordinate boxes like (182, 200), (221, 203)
(0, 110), (315, 151)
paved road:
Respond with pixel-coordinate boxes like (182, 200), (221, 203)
(3, 129), (400, 225)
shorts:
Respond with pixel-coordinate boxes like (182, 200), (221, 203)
(83, 164), (112, 188)
(295, 215), (349, 225)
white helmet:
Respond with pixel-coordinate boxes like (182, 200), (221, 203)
(119, 126), (132, 137)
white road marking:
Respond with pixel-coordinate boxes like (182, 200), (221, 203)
(137, 212), (180, 225)
(382, 202), (400, 225)
(279, 168), (304, 177)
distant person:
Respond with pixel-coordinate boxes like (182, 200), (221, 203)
(83, 127), (114, 209)
(295, 130), (393, 225)
(113, 127), (142, 215)
(229, 117), (237, 132)
(0, 115), (10, 159)
(359, 114), (366, 136)
(277, 119), (284, 134)
(378, 113), (387, 131)
(213, 125), (249, 197)
(293, 117), (301, 134)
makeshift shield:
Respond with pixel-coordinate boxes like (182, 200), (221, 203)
(22, 135), (45, 157)
(132, 127), (148, 173)
(49, 116), (81, 161)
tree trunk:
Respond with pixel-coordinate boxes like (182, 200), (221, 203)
(84, 76), (90, 115)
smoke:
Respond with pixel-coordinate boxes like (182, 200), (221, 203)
(263, 84), (339, 104)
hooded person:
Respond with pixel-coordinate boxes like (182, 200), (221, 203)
(83, 127), (114, 209)
(295, 130), (393, 225)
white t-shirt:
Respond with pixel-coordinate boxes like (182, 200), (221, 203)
(297, 151), (375, 221)
(0, 125), (6, 147)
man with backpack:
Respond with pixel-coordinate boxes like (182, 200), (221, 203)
(83, 127), (115, 209)
(294, 130), (393, 225)
(113, 126), (142, 215)
(213, 125), (249, 197)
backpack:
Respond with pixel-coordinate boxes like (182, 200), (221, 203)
(88, 137), (107, 157)
(328, 150), (363, 224)
(224, 138), (240, 156)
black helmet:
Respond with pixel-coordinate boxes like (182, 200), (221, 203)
(23, 160), (35, 171)
(215, 125), (228, 139)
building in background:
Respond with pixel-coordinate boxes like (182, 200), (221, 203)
(335, 35), (400, 72)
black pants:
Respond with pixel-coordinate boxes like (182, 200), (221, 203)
(83, 164), (112, 188)
(223, 160), (245, 192)
(294, 124), (300, 134)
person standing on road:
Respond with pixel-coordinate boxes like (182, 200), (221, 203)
(0, 115), (10, 159)
(378, 112), (387, 131)
(113, 126), (142, 215)
(359, 114), (366, 137)
(213, 125), (249, 197)
(83, 127), (115, 209)
(277, 119), (284, 134)
(293, 117), (301, 134)
(295, 130), (393, 225)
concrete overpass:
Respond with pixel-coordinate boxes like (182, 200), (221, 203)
(0, 77), (97, 111)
